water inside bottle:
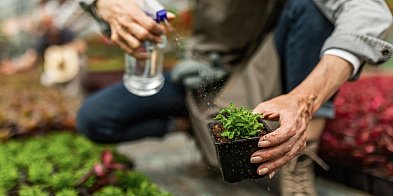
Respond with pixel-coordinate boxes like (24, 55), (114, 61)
(123, 40), (165, 96)
(123, 73), (165, 96)
(124, 19), (190, 96)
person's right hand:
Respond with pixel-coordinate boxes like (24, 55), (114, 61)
(96, 0), (173, 58)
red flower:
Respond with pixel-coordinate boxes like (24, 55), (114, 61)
(320, 76), (393, 178)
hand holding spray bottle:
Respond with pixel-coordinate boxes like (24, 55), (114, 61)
(123, 0), (168, 96)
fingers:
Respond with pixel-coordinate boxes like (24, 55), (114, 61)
(262, 112), (279, 121)
(253, 102), (280, 120)
(167, 12), (176, 20)
(255, 133), (307, 176)
(133, 12), (165, 35)
(110, 14), (170, 59)
(118, 16), (162, 43)
(100, 1), (166, 52)
(97, 0), (165, 36)
(250, 94), (314, 176)
(110, 20), (149, 59)
(257, 112), (298, 149)
(250, 103), (308, 176)
(110, 22), (139, 54)
(253, 101), (276, 114)
(258, 125), (296, 148)
(251, 129), (306, 163)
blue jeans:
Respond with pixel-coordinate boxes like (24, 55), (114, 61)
(275, 0), (335, 118)
(77, 73), (188, 143)
(77, 0), (334, 143)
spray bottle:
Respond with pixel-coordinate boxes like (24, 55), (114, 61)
(123, 0), (168, 96)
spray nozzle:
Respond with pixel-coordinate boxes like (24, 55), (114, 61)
(143, 0), (167, 23)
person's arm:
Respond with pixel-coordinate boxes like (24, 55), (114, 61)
(314, 0), (393, 70)
(18, 49), (39, 71)
(250, 0), (393, 178)
(0, 49), (39, 75)
(251, 55), (352, 177)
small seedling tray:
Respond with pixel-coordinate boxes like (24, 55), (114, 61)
(315, 160), (393, 196)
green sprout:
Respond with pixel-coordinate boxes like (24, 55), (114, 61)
(214, 103), (264, 140)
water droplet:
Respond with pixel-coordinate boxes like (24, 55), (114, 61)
(164, 20), (191, 58)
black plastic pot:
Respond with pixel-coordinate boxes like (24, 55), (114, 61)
(209, 121), (272, 183)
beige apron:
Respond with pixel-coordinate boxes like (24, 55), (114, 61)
(187, 0), (285, 167)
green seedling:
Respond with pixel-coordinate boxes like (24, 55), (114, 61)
(214, 103), (264, 140)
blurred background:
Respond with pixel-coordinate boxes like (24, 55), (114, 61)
(0, 0), (392, 195)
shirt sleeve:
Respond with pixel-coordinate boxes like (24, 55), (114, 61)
(313, 0), (393, 65)
(323, 49), (361, 78)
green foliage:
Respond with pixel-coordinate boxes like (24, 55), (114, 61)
(0, 163), (19, 190)
(117, 171), (149, 188)
(49, 171), (77, 190)
(118, 171), (172, 196)
(56, 189), (78, 196)
(28, 162), (53, 184)
(94, 186), (124, 196)
(15, 150), (36, 169)
(126, 181), (172, 196)
(214, 103), (264, 140)
(0, 132), (170, 195)
(19, 185), (48, 196)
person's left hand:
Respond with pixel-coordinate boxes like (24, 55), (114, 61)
(250, 93), (316, 178)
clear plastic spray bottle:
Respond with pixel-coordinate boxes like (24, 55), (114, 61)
(123, 0), (167, 96)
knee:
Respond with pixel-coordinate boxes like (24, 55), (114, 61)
(76, 99), (117, 143)
(76, 100), (99, 142)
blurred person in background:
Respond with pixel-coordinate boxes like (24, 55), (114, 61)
(0, 0), (96, 78)
(0, 0), (99, 96)
(77, 0), (393, 195)
(0, 0), (39, 75)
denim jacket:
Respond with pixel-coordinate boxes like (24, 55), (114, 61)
(313, 0), (393, 65)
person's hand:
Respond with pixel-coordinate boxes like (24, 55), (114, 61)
(250, 93), (316, 178)
(95, 0), (175, 58)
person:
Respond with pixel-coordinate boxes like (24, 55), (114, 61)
(77, 0), (393, 195)
(0, 0), (88, 76)
(0, 1), (89, 97)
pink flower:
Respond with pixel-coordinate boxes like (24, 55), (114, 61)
(320, 76), (393, 178)
(369, 93), (384, 112)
